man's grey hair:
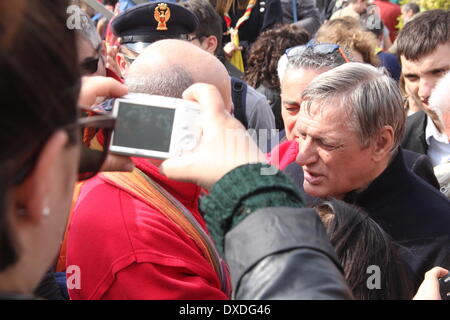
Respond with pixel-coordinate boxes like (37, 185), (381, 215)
(125, 65), (194, 98)
(430, 71), (450, 128)
(402, 2), (420, 14)
(301, 62), (405, 151)
(278, 47), (349, 80)
(76, 11), (102, 50)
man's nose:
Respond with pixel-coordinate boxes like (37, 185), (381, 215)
(418, 78), (435, 102)
(295, 137), (318, 166)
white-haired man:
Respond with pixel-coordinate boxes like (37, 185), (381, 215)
(285, 63), (450, 290)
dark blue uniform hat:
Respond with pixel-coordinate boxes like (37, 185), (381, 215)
(112, 1), (198, 53)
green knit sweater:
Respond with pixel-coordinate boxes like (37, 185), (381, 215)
(201, 163), (305, 256)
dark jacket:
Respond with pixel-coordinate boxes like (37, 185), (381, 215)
(256, 84), (284, 130)
(283, 148), (450, 288)
(225, 207), (353, 299)
(401, 110), (428, 155)
(222, 0), (283, 46)
(201, 163), (353, 299)
(280, 0), (322, 36)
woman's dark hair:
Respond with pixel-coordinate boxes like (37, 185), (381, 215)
(244, 24), (310, 90)
(315, 199), (415, 300)
(0, 0), (80, 271)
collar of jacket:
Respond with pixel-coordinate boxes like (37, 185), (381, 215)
(131, 157), (202, 211)
(343, 147), (410, 211)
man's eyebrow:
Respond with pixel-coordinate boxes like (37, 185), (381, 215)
(282, 100), (301, 106)
(425, 66), (450, 75)
(403, 72), (418, 78)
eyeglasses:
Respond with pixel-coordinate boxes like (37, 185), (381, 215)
(187, 35), (207, 42)
(13, 112), (116, 185)
(285, 41), (351, 63)
(122, 54), (136, 65)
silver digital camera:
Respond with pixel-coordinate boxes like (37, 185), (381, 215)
(109, 93), (202, 159)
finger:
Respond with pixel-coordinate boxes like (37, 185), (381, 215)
(79, 76), (128, 106)
(101, 155), (135, 172)
(182, 83), (226, 118)
(160, 153), (196, 182)
(424, 267), (449, 280)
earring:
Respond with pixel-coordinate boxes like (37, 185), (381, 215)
(42, 207), (50, 217)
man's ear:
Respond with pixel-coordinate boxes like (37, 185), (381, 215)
(14, 130), (69, 224)
(100, 40), (107, 58)
(116, 53), (129, 78)
(203, 36), (218, 56)
(371, 126), (394, 162)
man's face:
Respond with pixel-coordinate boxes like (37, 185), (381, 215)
(355, 0), (368, 14)
(401, 43), (450, 126)
(280, 68), (327, 140)
(294, 102), (377, 199)
(401, 8), (414, 23)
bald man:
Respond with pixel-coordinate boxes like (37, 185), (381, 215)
(125, 39), (273, 146)
(126, 39), (233, 112)
(66, 43), (230, 300)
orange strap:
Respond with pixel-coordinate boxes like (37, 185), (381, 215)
(56, 169), (229, 295)
(100, 169), (218, 273)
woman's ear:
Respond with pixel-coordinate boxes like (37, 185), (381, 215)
(14, 130), (69, 224)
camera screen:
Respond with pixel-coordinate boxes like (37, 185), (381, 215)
(112, 102), (175, 153)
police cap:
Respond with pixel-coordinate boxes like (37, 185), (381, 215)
(112, 2), (198, 53)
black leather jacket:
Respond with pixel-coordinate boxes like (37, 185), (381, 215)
(225, 207), (353, 299)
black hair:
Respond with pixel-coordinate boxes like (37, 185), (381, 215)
(0, 0), (80, 271)
(315, 199), (415, 300)
(181, 0), (224, 56)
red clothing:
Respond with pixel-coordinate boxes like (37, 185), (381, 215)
(106, 68), (123, 83)
(267, 140), (299, 170)
(66, 158), (228, 300)
(373, 0), (401, 42)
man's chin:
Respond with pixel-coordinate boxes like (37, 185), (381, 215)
(303, 183), (326, 199)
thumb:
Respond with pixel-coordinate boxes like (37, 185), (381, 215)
(160, 154), (197, 183)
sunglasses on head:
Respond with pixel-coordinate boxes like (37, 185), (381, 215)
(285, 40), (351, 63)
(14, 111), (116, 185)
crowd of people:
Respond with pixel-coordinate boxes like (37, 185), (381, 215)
(0, 0), (450, 301)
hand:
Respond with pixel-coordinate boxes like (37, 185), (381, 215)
(413, 267), (449, 300)
(161, 83), (266, 189)
(105, 44), (122, 77)
(78, 76), (128, 107)
(223, 42), (243, 60)
(77, 76), (133, 173)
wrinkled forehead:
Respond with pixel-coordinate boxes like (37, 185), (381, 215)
(300, 98), (346, 118)
(296, 99), (356, 132)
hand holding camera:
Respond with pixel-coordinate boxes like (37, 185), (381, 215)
(161, 83), (267, 190)
(413, 266), (449, 300)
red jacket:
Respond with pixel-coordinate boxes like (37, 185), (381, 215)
(66, 158), (228, 300)
(373, 0), (401, 42)
(268, 140), (299, 170)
